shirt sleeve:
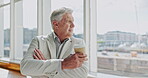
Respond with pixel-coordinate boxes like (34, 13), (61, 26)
(57, 60), (64, 72)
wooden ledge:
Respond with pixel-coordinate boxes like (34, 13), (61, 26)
(0, 62), (20, 71)
(0, 58), (20, 72)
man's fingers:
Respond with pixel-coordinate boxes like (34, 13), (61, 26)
(79, 57), (88, 62)
(79, 58), (85, 62)
(34, 49), (42, 60)
(34, 48), (46, 60)
(35, 48), (45, 60)
(33, 54), (39, 60)
(77, 58), (88, 67)
(84, 58), (88, 61)
(77, 54), (87, 58)
(78, 61), (83, 67)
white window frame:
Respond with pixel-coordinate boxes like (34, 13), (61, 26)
(84, 0), (97, 73)
(37, 0), (52, 35)
(0, 0), (4, 58)
(10, 0), (23, 60)
(10, 0), (15, 59)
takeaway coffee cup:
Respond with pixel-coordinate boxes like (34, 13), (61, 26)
(74, 47), (85, 53)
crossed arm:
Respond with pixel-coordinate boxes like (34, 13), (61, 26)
(21, 37), (88, 77)
(33, 48), (88, 70)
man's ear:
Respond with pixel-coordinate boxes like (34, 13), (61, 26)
(52, 21), (58, 28)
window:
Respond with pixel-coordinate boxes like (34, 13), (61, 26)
(23, 0), (37, 57)
(51, 0), (84, 39)
(0, 0), (37, 61)
(2, 0), (38, 60)
(97, 0), (148, 76)
(0, 0), (10, 58)
(4, 4), (10, 58)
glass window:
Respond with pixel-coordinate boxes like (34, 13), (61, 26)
(14, 0), (37, 59)
(4, 5), (10, 58)
(51, 0), (84, 39)
(14, 0), (23, 60)
(23, 0), (37, 57)
(97, 0), (148, 77)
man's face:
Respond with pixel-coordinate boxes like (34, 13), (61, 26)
(55, 13), (75, 38)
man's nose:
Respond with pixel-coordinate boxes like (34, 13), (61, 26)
(71, 23), (75, 28)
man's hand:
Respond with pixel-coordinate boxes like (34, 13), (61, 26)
(61, 53), (87, 70)
(33, 48), (46, 60)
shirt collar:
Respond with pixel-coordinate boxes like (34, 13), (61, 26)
(52, 32), (71, 43)
(52, 32), (58, 40)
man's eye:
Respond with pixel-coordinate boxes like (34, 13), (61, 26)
(69, 21), (73, 23)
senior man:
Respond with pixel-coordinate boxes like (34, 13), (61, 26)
(20, 7), (88, 78)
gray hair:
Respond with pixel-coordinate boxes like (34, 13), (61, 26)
(50, 7), (73, 28)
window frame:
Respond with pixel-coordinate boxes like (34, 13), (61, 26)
(84, 0), (97, 73)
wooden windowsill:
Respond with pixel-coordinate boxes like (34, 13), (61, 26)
(0, 58), (20, 71)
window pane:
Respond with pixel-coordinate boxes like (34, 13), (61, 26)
(51, 0), (84, 39)
(97, 0), (148, 77)
(23, 0), (37, 57)
(4, 5), (10, 58)
(14, 0), (37, 59)
(14, 0), (23, 60)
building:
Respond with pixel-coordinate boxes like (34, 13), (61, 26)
(104, 31), (138, 47)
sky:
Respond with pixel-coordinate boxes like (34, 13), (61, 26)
(97, 0), (148, 35)
(3, 0), (148, 35)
